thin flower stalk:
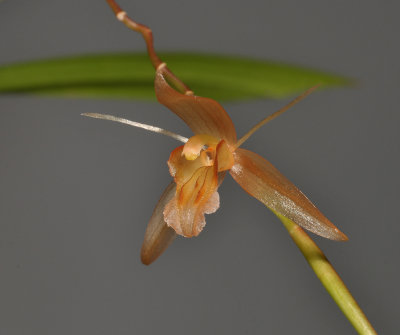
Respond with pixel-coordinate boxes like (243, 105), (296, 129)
(105, 0), (193, 96)
(276, 212), (377, 335)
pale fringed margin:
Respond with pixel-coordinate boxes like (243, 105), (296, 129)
(272, 210), (377, 335)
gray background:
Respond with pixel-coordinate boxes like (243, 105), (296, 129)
(0, 0), (398, 334)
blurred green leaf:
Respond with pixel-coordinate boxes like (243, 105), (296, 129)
(0, 53), (350, 101)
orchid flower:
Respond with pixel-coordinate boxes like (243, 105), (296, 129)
(81, 3), (379, 334)
(83, 0), (349, 266)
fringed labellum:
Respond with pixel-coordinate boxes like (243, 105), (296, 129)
(164, 134), (234, 237)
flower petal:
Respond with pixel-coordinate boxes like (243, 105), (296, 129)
(216, 140), (234, 172)
(155, 70), (237, 145)
(230, 148), (348, 241)
(140, 182), (177, 265)
(164, 164), (219, 237)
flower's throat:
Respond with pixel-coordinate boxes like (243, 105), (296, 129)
(181, 134), (234, 172)
(182, 134), (219, 161)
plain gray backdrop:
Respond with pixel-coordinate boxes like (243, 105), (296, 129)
(0, 0), (398, 334)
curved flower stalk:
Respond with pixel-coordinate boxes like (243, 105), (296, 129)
(84, 2), (377, 334)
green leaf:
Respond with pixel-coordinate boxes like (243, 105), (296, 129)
(0, 52), (351, 101)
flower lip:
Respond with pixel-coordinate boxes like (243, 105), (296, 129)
(163, 135), (234, 238)
(164, 163), (219, 238)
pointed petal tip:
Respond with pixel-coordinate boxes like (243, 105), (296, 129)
(140, 230), (177, 265)
(335, 230), (349, 242)
(140, 250), (155, 266)
(140, 227), (176, 265)
(81, 112), (96, 117)
(326, 223), (348, 242)
(316, 218), (348, 242)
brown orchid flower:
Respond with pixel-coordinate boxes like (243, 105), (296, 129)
(85, 0), (348, 265)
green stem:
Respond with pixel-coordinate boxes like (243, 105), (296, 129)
(273, 211), (377, 335)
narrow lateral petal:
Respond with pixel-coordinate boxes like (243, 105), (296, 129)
(230, 149), (348, 241)
(155, 70), (237, 145)
(141, 182), (177, 265)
